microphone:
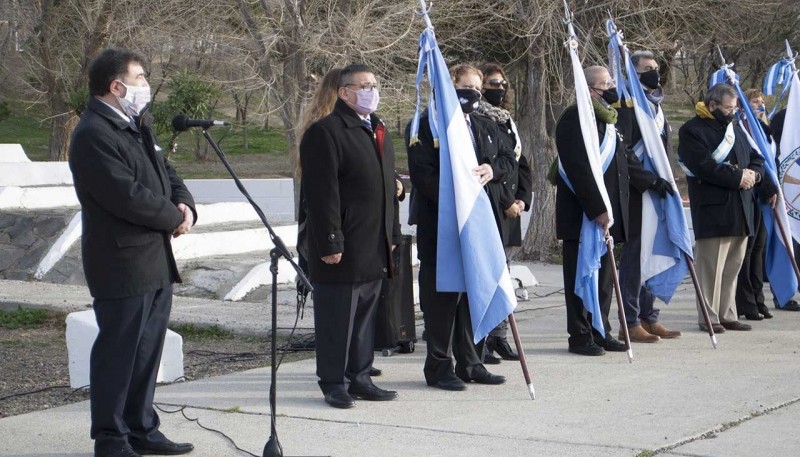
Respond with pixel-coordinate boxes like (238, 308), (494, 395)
(172, 114), (231, 131)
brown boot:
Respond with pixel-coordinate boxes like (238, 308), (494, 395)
(642, 321), (682, 339)
(619, 325), (660, 343)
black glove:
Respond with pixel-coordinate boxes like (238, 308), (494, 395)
(649, 177), (674, 198)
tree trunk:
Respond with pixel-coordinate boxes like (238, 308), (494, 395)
(517, 52), (558, 261)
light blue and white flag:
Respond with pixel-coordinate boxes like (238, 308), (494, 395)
(408, 27), (516, 343)
(763, 54), (794, 119)
(606, 19), (691, 303)
(778, 58), (800, 246)
(710, 61), (799, 306)
(561, 17), (614, 335)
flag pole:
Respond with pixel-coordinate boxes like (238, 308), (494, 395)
(606, 237), (633, 362)
(684, 254), (718, 348)
(507, 314), (535, 399)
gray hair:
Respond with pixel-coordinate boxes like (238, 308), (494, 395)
(584, 65), (609, 86)
(630, 50), (656, 68)
(704, 83), (737, 105)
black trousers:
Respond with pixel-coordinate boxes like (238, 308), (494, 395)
(90, 285), (172, 452)
(313, 279), (381, 394)
(562, 239), (613, 347)
(737, 207), (766, 316)
(418, 262), (481, 384)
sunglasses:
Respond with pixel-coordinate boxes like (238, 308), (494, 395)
(485, 79), (508, 89)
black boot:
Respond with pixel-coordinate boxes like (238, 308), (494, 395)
(487, 336), (519, 361)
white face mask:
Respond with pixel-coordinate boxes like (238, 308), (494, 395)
(116, 80), (151, 116)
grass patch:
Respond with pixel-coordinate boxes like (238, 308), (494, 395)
(169, 323), (233, 341)
(0, 307), (50, 329)
(0, 104), (52, 160)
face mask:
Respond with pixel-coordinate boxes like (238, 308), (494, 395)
(483, 88), (505, 107)
(638, 69), (660, 90)
(350, 88), (380, 115)
(712, 108), (735, 125)
(756, 106), (766, 113)
(116, 81), (151, 117)
(600, 87), (619, 105)
(456, 88), (481, 114)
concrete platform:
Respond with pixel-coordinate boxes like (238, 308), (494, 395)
(2, 262), (800, 456)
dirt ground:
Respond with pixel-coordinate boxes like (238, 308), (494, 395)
(0, 311), (312, 418)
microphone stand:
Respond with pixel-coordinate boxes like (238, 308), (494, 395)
(200, 129), (312, 457)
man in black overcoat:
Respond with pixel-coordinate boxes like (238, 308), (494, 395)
(678, 83), (776, 332)
(299, 63), (401, 409)
(555, 66), (631, 356)
(615, 50), (683, 343)
(68, 48), (196, 457)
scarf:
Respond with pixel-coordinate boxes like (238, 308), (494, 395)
(645, 87), (665, 106)
(592, 98), (618, 124)
(695, 101), (714, 120)
(475, 100), (511, 124)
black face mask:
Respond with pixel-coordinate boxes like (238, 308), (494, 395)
(456, 88), (481, 114)
(600, 87), (619, 105)
(712, 108), (735, 125)
(638, 69), (661, 90)
(483, 88), (505, 107)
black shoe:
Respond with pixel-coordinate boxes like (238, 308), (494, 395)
(777, 300), (800, 311)
(129, 437), (194, 456)
(455, 365), (506, 385)
(488, 336), (519, 361)
(720, 321), (752, 331)
(743, 313), (764, 321)
(323, 390), (356, 409)
(427, 376), (467, 391)
(568, 341), (605, 356)
(483, 352), (501, 365)
(699, 323), (725, 333)
(95, 448), (141, 457)
(597, 336), (627, 352)
(347, 383), (398, 401)
(369, 367), (382, 377)
(757, 304), (774, 319)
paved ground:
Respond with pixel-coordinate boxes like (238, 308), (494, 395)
(2, 262), (800, 457)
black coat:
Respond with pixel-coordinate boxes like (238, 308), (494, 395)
(495, 119), (533, 247)
(678, 116), (773, 239)
(299, 99), (400, 284)
(68, 97), (196, 299)
(407, 111), (516, 263)
(555, 104), (630, 242)
(616, 103), (670, 238)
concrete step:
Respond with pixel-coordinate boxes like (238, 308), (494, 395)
(0, 185), (79, 209)
(0, 144), (32, 162)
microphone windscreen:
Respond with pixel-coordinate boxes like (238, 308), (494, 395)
(172, 114), (189, 132)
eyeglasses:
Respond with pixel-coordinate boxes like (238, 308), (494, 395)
(716, 103), (738, 114)
(345, 83), (379, 92)
(592, 79), (615, 90)
(485, 79), (508, 89)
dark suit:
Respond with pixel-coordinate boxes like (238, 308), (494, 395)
(299, 99), (399, 394)
(678, 114), (772, 324)
(555, 104), (630, 347)
(616, 101), (670, 326)
(68, 97), (195, 453)
(407, 110), (515, 384)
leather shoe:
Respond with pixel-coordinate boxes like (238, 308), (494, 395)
(129, 437), (193, 456)
(95, 447), (141, 457)
(777, 300), (800, 311)
(597, 336), (627, 352)
(641, 321), (682, 339)
(568, 342), (605, 356)
(487, 336), (520, 361)
(456, 365), (506, 385)
(483, 352), (501, 364)
(427, 376), (467, 391)
(742, 313), (763, 321)
(720, 321), (752, 331)
(699, 323), (725, 333)
(347, 383), (397, 401)
(323, 390), (355, 409)
(757, 304), (774, 319)
(620, 325), (659, 343)
(369, 367), (382, 377)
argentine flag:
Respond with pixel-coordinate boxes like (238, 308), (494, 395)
(408, 27), (516, 343)
(606, 20), (691, 303)
(710, 66), (799, 306)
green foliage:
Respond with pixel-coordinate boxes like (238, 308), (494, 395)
(0, 307), (50, 329)
(151, 70), (220, 139)
(67, 88), (89, 116)
(169, 323), (233, 341)
(0, 100), (10, 123)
